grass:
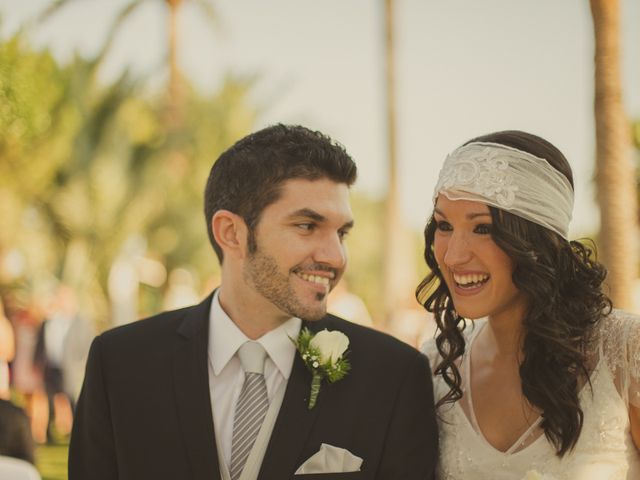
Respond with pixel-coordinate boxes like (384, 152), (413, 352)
(36, 443), (68, 480)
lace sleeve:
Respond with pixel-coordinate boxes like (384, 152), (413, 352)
(420, 338), (440, 375)
(600, 309), (640, 408)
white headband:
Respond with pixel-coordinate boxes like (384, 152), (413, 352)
(433, 142), (574, 239)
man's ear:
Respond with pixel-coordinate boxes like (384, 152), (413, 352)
(211, 210), (249, 259)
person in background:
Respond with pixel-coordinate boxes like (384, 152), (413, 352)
(0, 397), (35, 464)
(34, 286), (76, 443)
(0, 298), (15, 400)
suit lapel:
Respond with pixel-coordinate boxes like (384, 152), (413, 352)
(257, 320), (325, 480)
(173, 294), (221, 480)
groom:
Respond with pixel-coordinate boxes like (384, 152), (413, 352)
(69, 124), (438, 479)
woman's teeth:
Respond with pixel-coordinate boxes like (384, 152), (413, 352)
(453, 273), (489, 288)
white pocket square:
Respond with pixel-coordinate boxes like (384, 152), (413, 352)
(295, 443), (363, 475)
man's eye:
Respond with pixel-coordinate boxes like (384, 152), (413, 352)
(435, 221), (452, 232)
(474, 224), (492, 234)
(297, 223), (315, 231)
(338, 229), (350, 240)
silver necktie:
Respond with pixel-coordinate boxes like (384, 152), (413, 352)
(230, 341), (269, 480)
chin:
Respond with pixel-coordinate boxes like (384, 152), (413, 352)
(452, 304), (488, 321)
(300, 303), (328, 322)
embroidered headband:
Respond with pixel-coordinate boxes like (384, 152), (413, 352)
(433, 142), (574, 239)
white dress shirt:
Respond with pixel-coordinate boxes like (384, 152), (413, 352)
(207, 290), (301, 470)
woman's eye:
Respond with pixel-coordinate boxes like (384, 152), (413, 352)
(435, 221), (452, 232)
(474, 224), (492, 234)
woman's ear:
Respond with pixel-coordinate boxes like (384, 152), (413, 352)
(211, 210), (249, 260)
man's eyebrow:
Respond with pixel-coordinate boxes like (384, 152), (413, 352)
(288, 208), (326, 222)
(288, 208), (355, 230)
(341, 219), (355, 230)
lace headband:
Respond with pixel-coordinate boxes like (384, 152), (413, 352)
(433, 142), (574, 239)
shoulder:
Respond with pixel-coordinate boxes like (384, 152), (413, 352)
(94, 302), (204, 356)
(596, 309), (640, 371)
(102, 305), (193, 340)
(596, 308), (640, 344)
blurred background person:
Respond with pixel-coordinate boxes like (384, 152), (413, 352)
(0, 396), (35, 465)
(10, 301), (47, 445)
(0, 325), (39, 478)
(0, 298), (15, 400)
(33, 285), (77, 444)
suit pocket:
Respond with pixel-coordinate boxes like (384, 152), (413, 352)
(292, 473), (362, 479)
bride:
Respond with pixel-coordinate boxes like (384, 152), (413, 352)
(418, 130), (640, 479)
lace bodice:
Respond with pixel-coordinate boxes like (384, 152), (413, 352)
(421, 309), (640, 480)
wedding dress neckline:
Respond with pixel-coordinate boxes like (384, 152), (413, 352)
(458, 320), (601, 456)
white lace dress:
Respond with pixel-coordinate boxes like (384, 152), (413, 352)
(421, 310), (640, 480)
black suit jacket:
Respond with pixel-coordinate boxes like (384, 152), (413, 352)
(69, 294), (438, 479)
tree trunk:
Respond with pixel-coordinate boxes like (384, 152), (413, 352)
(166, 0), (184, 130)
(382, 0), (417, 326)
(590, 0), (638, 309)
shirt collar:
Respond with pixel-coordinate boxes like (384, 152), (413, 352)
(208, 290), (302, 379)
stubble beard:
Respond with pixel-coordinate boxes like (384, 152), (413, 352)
(243, 247), (328, 321)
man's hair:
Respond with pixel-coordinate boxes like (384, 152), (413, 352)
(204, 124), (357, 262)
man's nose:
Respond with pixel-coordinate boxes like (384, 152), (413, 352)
(443, 232), (472, 267)
(314, 233), (347, 269)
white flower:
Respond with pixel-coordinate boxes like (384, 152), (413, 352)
(310, 329), (349, 363)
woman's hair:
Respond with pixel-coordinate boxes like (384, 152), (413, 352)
(416, 130), (612, 456)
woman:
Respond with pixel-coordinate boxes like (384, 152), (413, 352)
(419, 131), (640, 479)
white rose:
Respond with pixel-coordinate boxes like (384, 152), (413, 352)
(310, 329), (349, 364)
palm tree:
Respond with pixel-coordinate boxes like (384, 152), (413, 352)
(382, 0), (417, 326)
(37, 0), (219, 129)
(590, 0), (638, 309)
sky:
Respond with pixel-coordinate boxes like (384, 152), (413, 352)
(2, 0), (640, 236)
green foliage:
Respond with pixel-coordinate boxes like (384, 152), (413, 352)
(0, 30), (257, 323)
(36, 444), (68, 480)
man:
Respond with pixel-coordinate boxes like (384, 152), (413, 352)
(69, 124), (438, 479)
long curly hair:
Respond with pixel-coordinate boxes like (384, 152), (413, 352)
(416, 130), (612, 456)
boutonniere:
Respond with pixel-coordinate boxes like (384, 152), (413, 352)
(292, 328), (351, 409)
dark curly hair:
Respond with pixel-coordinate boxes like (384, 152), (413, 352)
(416, 130), (612, 456)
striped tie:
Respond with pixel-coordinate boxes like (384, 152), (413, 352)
(230, 341), (269, 480)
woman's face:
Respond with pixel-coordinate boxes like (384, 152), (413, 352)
(432, 195), (528, 323)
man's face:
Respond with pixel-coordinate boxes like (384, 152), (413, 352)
(242, 178), (353, 321)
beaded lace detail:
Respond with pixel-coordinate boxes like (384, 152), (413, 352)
(421, 310), (640, 480)
(433, 142), (574, 239)
(437, 145), (519, 207)
(599, 310), (640, 408)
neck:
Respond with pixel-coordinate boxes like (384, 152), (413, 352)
(217, 283), (290, 340)
(480, 307), (528, 360)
